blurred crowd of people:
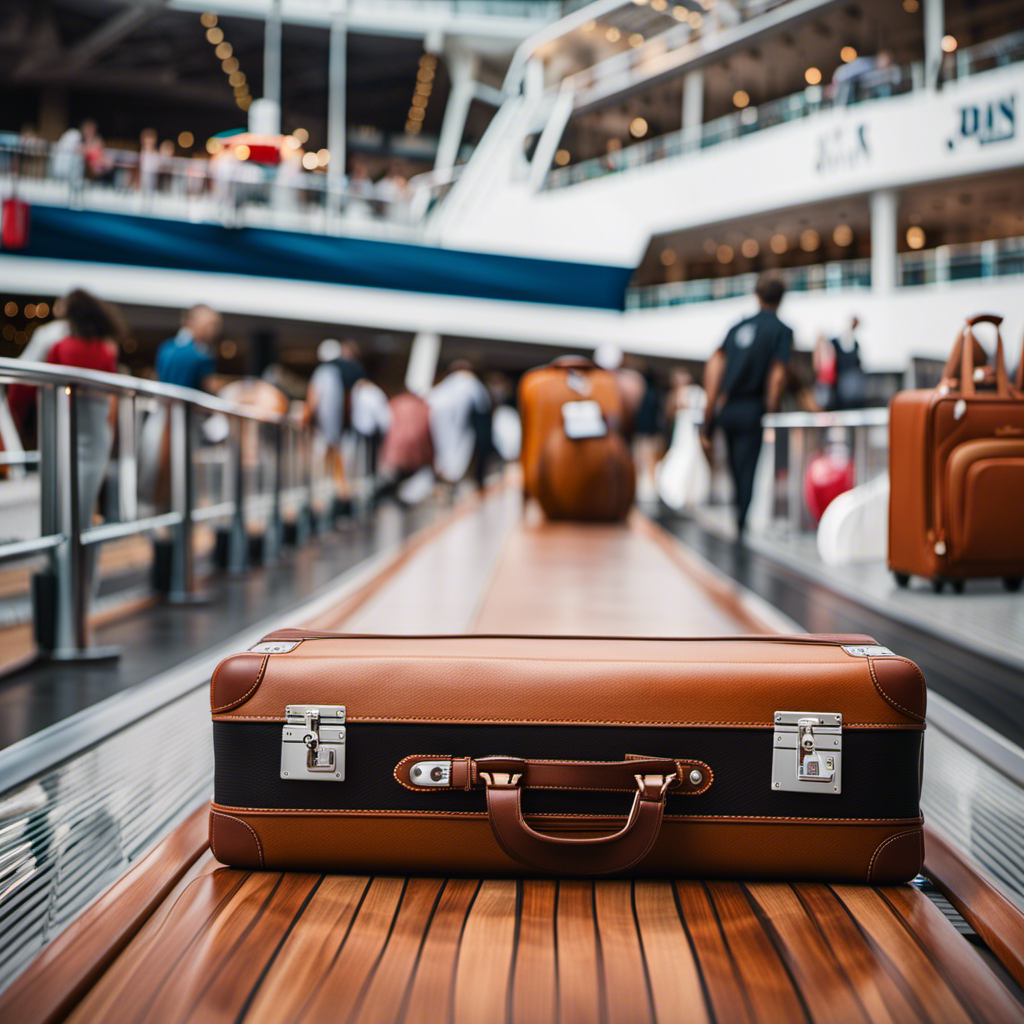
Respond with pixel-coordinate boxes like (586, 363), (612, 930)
(8, 120), (418, 222)
(2, 271), (886, 574)
(2, 289), (527, 591)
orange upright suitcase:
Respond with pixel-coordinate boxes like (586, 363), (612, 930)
(535, 427), (635, 522)
(888, 314), (1024, 592)
(518, 357), (634, 521)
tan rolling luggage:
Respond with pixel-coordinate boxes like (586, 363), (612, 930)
(889, 314), (1024, 592)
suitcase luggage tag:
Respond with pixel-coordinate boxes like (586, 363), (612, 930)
(562, 400), (608, 440)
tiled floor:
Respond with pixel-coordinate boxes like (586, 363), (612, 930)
(689, 503), (1024, 672)
(660, 506), (1024, 750)
(0, 500), (441, 751)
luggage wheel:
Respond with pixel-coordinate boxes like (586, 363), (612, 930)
(893, 572), (910, 589)
(931, 578), (945, 594)
(1004, 577), (1023, 593)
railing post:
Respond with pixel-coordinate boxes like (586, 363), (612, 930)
(118, 395), (138, 524)
(168, 401), (197, 601)
(317, 434), (334, 535)
(38, 386), (59, 544)
(46, 384), (117, 660)
(54, 384), (84, 653)
(295, 422), (313, 545)
(786, 425), (804, 535)
(263, 422), (284, 565)
(228, 417), (249, 573)
(852, 423), (869, 487)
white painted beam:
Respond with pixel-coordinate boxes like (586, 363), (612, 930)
(5, 255), (1021, 374)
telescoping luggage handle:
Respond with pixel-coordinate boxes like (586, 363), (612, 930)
(398, 755), (712, 874)
(942, 314), (1023, 397)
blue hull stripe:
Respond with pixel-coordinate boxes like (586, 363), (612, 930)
(13, 205), (633, 311)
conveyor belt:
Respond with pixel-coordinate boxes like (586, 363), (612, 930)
(663, 515), (1024, 750)
(0, 501), (440, 752)
(3, 485), (1023, 1024)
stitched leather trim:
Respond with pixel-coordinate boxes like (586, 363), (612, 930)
(211, 655), (269, 714)
(394, 755), (713, 795)
(214, 714), (924, 730)
(260, 630), (877, 647)
(393, 754), (455, 792)
(210, 810), (265, 867)
(626, 754), (713, 795)
(867, 828), (924, 882)
(211, 804), (923, 826)
(868, 657), (927, 723)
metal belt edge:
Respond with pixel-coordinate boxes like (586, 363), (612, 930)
(0, 539), (403, 796)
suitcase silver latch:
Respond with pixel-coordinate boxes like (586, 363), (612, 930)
(771, 711), (842, 794)
(281, 705), (346, 781)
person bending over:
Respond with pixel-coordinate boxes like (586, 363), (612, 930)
(701, 273), (792, 539)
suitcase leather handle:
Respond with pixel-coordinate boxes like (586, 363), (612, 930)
(395, 755), (710, 873)
(962, 321), (1011, 397)
(943, 316), (1019, 398)
(483, 764), (674, 875)
(966, 313), (1004, 328)
(395, 755), (711, 795)
(474, 756), (700, 874)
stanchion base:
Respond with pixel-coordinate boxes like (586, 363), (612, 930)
(44, 645), (122, 663)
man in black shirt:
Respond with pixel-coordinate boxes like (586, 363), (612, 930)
(701, 273), (793, 538)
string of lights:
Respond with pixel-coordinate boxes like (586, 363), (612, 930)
(405, 52), (436, 135)
(200, 12), (251, 112)
(2, 299), (52, 346)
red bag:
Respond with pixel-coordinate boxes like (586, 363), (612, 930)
(1, 199), (29, 250)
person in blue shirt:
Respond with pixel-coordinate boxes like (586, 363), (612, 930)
(141, 304), (222, 504)
(156, 304), (222, 392)
(701, 274), (792, 539)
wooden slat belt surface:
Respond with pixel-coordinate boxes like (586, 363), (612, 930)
(50, 868), (1024, 1024)
(3, 487), (1024, 1024)
(0, 805), (211, 1024)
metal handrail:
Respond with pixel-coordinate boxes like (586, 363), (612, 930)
(545, 28), (1024, 190)
(0, 358), (334, 661)
(672, 407), (890, 429)
(0, 135), (449, 237)
(0, 358), (286, 423)
(673, 405), (889, 534)
(763, 408), (889, 429)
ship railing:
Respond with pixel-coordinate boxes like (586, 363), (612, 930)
(0, 358), (343, 661)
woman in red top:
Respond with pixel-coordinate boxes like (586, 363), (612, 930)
(47, 289), (124, 592)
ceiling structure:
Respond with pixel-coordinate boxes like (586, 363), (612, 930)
(0, 0), (517, 158)
(633, 167), (1024, 287)
(555, 0), (1024, 167)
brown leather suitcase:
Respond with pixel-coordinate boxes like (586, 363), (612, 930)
(889, 314), (1024, 592)
(519, 357), (626, 499)
(210, 631), (926, 881)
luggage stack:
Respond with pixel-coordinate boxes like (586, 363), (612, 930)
(889, 314), (1024, 592)
(518, 357), (635, 522)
